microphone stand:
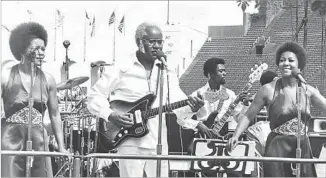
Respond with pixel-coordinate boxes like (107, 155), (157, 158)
(63, 45), (70, 111)
(26, 61), (35, 177)
(156, 60), (167, 177)
(295, 80), (304, 177)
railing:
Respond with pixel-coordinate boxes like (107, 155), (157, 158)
(1, 150), (326, 163)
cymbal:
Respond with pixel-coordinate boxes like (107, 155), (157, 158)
(57, 76), (89, 90)
(90, 60), (112, 67)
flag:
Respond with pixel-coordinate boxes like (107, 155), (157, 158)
(85, 11), (94, 37)
(85, 10), (90, 20)
(118, 16), (124, 33)
(56, 9), (64, 28)
(26, 9), (33, 20)
(108, 11), (115, 26)
(27, 9), (33, 15)
(1, 25), (10, 32)
(90, 16), (96, 37)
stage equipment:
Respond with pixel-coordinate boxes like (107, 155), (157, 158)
(57, 76), (89, 90)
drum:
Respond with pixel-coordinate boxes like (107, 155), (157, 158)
(95, 158), (120, 177)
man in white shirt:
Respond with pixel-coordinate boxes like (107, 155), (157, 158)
(87, 22), (206, 177)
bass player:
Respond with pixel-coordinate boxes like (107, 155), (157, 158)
(192, 57), (250, 139)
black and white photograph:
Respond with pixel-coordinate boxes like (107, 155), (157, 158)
(1, 0), (326, 177)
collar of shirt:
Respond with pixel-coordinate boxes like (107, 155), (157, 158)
(128, 51), (172, 73)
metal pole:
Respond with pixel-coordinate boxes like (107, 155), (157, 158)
(167, 0), (170, 25)
(54, 10), (57, 61)
(84, 14), (87, 62)
(26, 61), (35, 177)
(303, 0), (308, 49)
(156, 63), (165, 177)
(295, 82), (303, 178)
(295, 0), (299, 42)
(113, 19), (116, 63)
(82, 153), (326, 163)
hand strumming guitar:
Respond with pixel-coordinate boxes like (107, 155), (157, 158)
(108, 112), (134, 127)
(196, 122), (212, 138)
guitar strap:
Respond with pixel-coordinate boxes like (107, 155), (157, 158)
(216, 98), (226, 115)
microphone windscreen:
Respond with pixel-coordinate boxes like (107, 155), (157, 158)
(156, 50), (166, 59)
(291, 68), (301, 77)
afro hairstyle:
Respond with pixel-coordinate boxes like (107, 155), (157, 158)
(275, 41), (307, 70)
(203, 57), (225, 77)
(9, 22), (48, 61)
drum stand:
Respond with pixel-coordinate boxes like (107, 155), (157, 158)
(89, 64), (105, 177)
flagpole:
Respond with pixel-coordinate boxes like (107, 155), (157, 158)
(124, 16), (125, 37)
(62, 17), (64, 40)
(54, 10), (57, 61)
(113, 17), (116, 63)
(84, 13), (87, 62)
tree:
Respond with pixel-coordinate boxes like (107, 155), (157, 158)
(237, 0), (260, 12)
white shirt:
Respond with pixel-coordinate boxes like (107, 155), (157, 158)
(87, 53), (200, 149)
(192, 83), (243, 130)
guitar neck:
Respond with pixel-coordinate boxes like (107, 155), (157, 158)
(213, 83), (253, 129)
(143, 99), (189, 118)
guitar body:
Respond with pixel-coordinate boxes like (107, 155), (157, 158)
(97, 94), (155, 152)
(187, 112), (228, 154)
(202, 112), (229, 138)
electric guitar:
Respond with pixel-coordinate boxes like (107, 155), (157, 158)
(97, 94), (191, 152)
(199, 63), (269, 139)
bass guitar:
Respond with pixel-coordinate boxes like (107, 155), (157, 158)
(198, 63), (268, 139)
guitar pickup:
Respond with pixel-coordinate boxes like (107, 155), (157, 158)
(134, 110), (142, 124)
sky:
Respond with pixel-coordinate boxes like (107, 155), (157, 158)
(1, 1), (246, 84)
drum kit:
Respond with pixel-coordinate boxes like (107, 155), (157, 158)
(51, 60), (115, 177)
(49, 76), (98, 177)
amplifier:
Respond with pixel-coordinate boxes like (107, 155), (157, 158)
(166, 113), (194, 153)
(308, 132), (326, 158)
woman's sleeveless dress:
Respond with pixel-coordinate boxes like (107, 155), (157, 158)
(1, 64), (53, 177)
(264, 79), (317, 177)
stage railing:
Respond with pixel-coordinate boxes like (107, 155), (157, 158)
(1, 151), (326, 164)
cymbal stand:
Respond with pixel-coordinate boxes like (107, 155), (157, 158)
(81, 116), (85, 157)
(91, 116), (100, 177)
(86, 117), (93, 177)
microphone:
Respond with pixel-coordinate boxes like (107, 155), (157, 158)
(292, 68), (307, 84)
(63, 40), (71, 48)
(155, 50), (168, 67)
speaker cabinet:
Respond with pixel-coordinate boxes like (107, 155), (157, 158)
(166, 113), (195, 154)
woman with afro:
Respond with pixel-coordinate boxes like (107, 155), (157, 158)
(1, 22), (66, 177)
(228, 41), (326, 177)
